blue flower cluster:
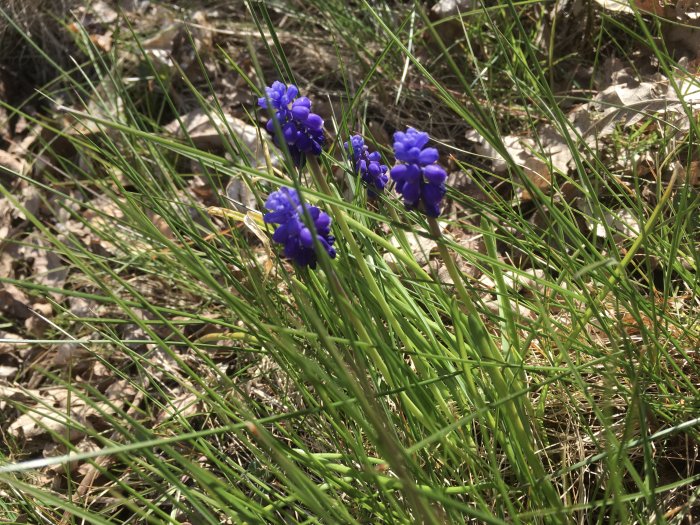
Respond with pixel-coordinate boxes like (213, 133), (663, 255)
(258, 81), (324, 166)
(344, 135), (389, 195)
(263, 187), (336, 268)
(256, 80), (451, 270)
(390, 127), (447, 217)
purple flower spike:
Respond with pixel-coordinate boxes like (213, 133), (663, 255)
(344, 135), (389, 195)
(258, 82), (325, 166)
(390, 127), (447, 217)
(258, 81), (298, 111)
(263, 187), (336, 269)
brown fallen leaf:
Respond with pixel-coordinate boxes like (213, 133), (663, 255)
(89, 0), (119, 25)
(0, 198), (13, 244)
(594, 0), (700, 56)
(680, 159), (700, 186)
(25, 302), (54, 337)
(156, 392), (201, 425)
(466, 127), (573, 202)
(468, 56), (700, 208)
(592, 0), (664, 15)
(0, 364), (18, 379)
(0, 283), (32, 320)
(141, 10), (214, 77)
(10, 399), (92, 443)
(578, 199), (641, 243)
(18, 233), (69, 300)
(90, 31), (113, 53)
(383, 228), (437, 268)
(164, 109), (277, 168)
(0, 331), (25, 355)
(6, 383), (135, 445)
(0, 149), (24, 176)
(430, 0), (476, 41)
(226, 176), (258, 214)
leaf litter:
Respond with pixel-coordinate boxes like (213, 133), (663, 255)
(0, 0), (699, 521)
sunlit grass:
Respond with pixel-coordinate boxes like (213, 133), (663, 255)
(0, 1), (698, 523)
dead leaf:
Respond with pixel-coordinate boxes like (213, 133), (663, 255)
(165, 109), (276, 167)
(141, 10), (214, 76)
(383, 227), (438, 269)
(592, 0), (634, 13)
(467, 126), (573, 202)
(0, 283), (32, 320)
(90, 0), (119, 25)
(429, 0), (477, 43)
(104, 379), (139, 402)
(156, 392), (201, 424)
(90, 31), (113, 53)
(592, 0), (664, 15)
(432, 0), (475, 17)
(0, 365), (18, 379)
(68, 297), (96, 318)
(226, 176), (258, 213)
(6, 384), (135, 444)
(0, 149), (24, 175)
(579, 199), (641, 242)
(483, 298), (536, 321)
(680, 160), (700, 186)
(502, 269), (548, 297)
(243, 212), (272, 253)
(25, 301), (54, 336)
(53, 341), (91, 367)
(469, 57), (700, 205)
(17, 185), (41, 220)
(594, 0), (700, 56)
(147, 346), (181, 377)
(18, 234), (69, 299)
(142, 22), (180, 51)
(188, 175), (216, 205)
(43, 438), (100, 476)
(0, 198), (13, 240)
(0, 331), (25, 355)
(9, 390), (93, 442)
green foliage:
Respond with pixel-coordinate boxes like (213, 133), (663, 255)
(0, 1), (698, 524)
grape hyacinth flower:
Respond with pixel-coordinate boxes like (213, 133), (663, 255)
(263, 187), (336, 269)
(390, 127), (447, 217)
(258, 81), (324, 166)
(344, 134), (389, 195)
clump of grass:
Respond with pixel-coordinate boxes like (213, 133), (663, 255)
(1, 1), (699, 524)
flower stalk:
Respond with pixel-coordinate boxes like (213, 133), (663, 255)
(308, 157), (455, 425)
(427, 216), (562, 512)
